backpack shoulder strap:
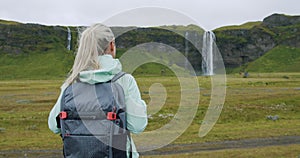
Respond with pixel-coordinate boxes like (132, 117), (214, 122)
(111, 72), (126, 82)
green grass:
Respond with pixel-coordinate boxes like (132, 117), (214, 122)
(0, 48), (179, 80)
(272, 23), (300, 43)
(132, 63), (175, 76)
(0, 80), (63, 150)
(1, 28), (300, 81)
(214, 21), (261, 31)
(243, 45), (300, 72)
(141, 144), (300, 158)
(0, 73), (299, 157)
(0, 19), (20, 25)
(157, 24), (204, 34)
(0, 51), (73, 80)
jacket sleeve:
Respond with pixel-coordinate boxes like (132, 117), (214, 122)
(120, 74), (148, 134)
(48, 87), (65, 134)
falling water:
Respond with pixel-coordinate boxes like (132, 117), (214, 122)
(67, 27), (71, 50)
(202, 31), (215, 75)
(184, 31), (189, 70)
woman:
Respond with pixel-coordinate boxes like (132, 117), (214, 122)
(48, 23), (148, 158)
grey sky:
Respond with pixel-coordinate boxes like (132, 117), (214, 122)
(0, 0), (299, 30)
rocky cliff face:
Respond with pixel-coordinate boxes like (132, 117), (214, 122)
(263, 14), (300, 48)
(0, 22), (77, 54)
(263, 13), (300, 27)
(214, 14), (300, 68)
(0, 13), (299, 71)
(114, 27), (204, 71)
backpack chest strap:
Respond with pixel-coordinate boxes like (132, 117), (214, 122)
(60, 111), (107, 120)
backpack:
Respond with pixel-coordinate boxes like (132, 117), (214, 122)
(58, 72), (130, 158)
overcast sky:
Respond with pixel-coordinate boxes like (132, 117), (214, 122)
(0, 0), (299, 30)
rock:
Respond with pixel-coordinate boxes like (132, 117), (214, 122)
(0, 127), (5, 132)
(263, 13), (300, 27)
(266, 115), (279, 121)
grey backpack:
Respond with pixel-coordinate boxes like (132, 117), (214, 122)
(58, 72), (130, 158)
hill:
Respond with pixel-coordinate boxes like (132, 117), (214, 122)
(0, 13), (300, 79)
(243, 45), (300, 72)
(0, 23), (76, 79)
(0, 22), (204, 79)
(214, 13), (300, 70)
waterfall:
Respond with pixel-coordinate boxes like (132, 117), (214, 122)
(67, 27), (71, 51)
(184, 31), (189, 70)
(202, 31), (215, 75)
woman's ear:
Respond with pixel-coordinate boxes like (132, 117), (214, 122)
(109, 41), (116, 58)
(110, 41), (115, 52)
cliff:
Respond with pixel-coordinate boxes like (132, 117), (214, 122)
(0, 13), (300, 79)
(214, 13), (300, 68)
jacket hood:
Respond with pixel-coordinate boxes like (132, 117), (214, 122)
(79, 55), (122, 84)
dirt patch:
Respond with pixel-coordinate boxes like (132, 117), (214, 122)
(140, 135), (300, 155)
(1, 136), (300, 157)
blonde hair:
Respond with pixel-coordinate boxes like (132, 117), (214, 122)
(65, 23), (114, 85)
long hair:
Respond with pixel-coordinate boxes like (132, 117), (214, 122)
(65, 24), (114, 85)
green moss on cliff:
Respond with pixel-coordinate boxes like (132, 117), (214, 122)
(158, 24), (204, 34)
(0, 19), (20, 25)
(215, 21), (261, 31)
(0, 13), (300, 79)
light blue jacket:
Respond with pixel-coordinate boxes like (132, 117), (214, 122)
(48, 54), (148, 158)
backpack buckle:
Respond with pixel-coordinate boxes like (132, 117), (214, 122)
(107, 112), (117, 120)
(60, 111), (67, 119)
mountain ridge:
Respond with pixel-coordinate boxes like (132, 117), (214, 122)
(0, 13), (299, 79)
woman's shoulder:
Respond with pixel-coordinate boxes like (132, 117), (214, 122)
(118, 73), (134, 83)
(116, 73), (137, 88)
(123, 73), (134, 80)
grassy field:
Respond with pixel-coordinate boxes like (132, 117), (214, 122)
(0, 73), (300, 157)
(141, 144), (300, 158)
